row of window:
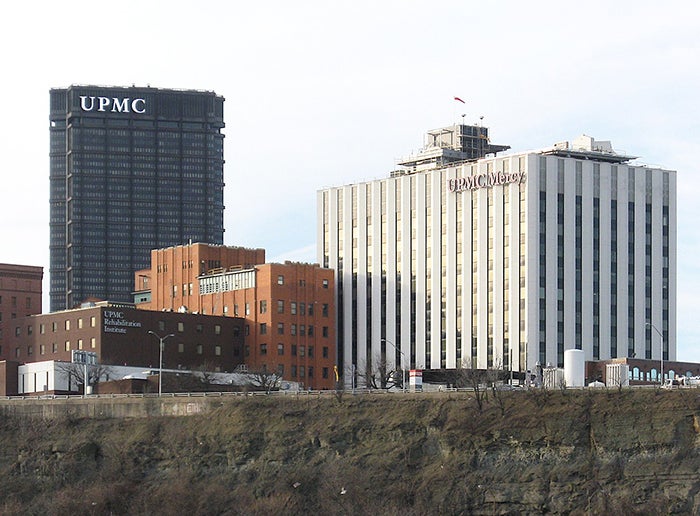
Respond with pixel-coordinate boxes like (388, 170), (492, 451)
(258, 344), (330, 358)
(1, 337), (98, 358)
(12, 316), (99, 337)
(259, 323), (330, 337)
(0, 296), (32, 308)
(276, 275), (330, 289)
(10, 318), (229, 338)
(1, 339), (229, 360)
(261, 300), (330, 317)
(156, 320), (225, 335)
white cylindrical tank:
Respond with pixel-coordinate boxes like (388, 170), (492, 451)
(564, 349), (585, 387)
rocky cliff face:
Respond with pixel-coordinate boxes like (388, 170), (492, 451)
(1, 389), (700, 514)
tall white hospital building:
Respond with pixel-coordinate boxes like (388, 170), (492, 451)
(318, 124), (675, 383)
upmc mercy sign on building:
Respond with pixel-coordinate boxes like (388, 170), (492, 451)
(49, 85), (226, 311)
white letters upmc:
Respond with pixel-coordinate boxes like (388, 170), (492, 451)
(79, 95), (146, 114)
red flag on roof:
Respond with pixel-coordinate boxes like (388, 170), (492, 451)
(454, 96), (465, 104)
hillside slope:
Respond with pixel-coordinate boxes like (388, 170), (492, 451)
(2, 389), (700, 515)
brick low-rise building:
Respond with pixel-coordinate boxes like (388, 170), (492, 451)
(0, 263), (43, 355)
(0, 302), (245, 377)
(134, 243), (337, 390)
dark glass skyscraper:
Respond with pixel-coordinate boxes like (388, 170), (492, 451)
(50, 85), (225, 311)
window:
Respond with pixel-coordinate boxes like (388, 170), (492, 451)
(65, 320), (70, 330)
(15, 327), (20, 336)
(291, 365), (297, 378)
(40, 323), (45, 334)
(322, 367), (329, 379)
(292, 344), (297, 356)
(260, 323), (267, 335)
(291, 302), (297, 315)
(78, 339), (83, 350)
(65, 341), (70, 351)
(308, 346), (314, 358)
(308, 367), (314, 378)
(178, 322), (185, 332)
(52, 343), (57, 353)
(277, 323), (284, 335)
(260, 300), (267, 314)
(215, 325), (221, 335)
(277, 275), (284, 285)
(245, 325), (250, 336)
(322, 304), (329, 317)
(308, 325), (314, 336)
(245, 303), (250, 315)
(277, 343), (284, 355)
(300, 345), (305, 357)
(196, 324), (203, 333)
(308, 304), (314, 316)
(11, 296), (17, 307)
(300, 303), (306, 316)
(234, 304), (239, 316)
(91, 338), (96, 349)
(27, 346), (33, 356)
(291, 324), (297, 336)
(78, 318), (83, 329)
(215, 345), (221, 356)
(178, 343), (185, 353)
(26, 297), (31, 309)
(323, 279), (329, 289)
(260, 344), (268, 355)
(158, 320), (165, 331)
(277, 364), (285, 376)
(322, 326), (329, 337)
(323, 346), (329, 358)
(91, 316), (96, 327)
(300, 325), (306, 336)
(277, 300), (284, 314)
(245, 345), (250, 356)
(40, 344), (46, 355)
(27, 326), (33, 335)
(300, 366), (305, 378)
(197, 344), (203, 355)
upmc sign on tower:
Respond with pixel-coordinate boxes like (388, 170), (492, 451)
(49, 84), (226, 312)
(79, 95), (146, 114)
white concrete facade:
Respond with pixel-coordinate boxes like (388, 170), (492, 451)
(319, 134), (676, 385)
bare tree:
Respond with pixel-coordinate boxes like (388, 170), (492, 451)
(56, 361), (114, 394)
(246, 367), (280, 394)
(356, 354), (401, 390)
(447, 359), (489, 411)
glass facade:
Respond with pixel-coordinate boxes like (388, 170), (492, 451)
(49, 86), (225, 310)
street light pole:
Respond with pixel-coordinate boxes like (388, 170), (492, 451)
(382, 338), (406, 393)
(646, 322), (664, 386)
(148, 331), (174, 396)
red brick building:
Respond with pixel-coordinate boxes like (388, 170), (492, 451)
(134, 243), (265, 311)
(135, 243), (337, 390)
(0, 263), (43, 357)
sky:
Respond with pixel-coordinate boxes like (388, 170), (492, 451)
(1, 1), (699, 359)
